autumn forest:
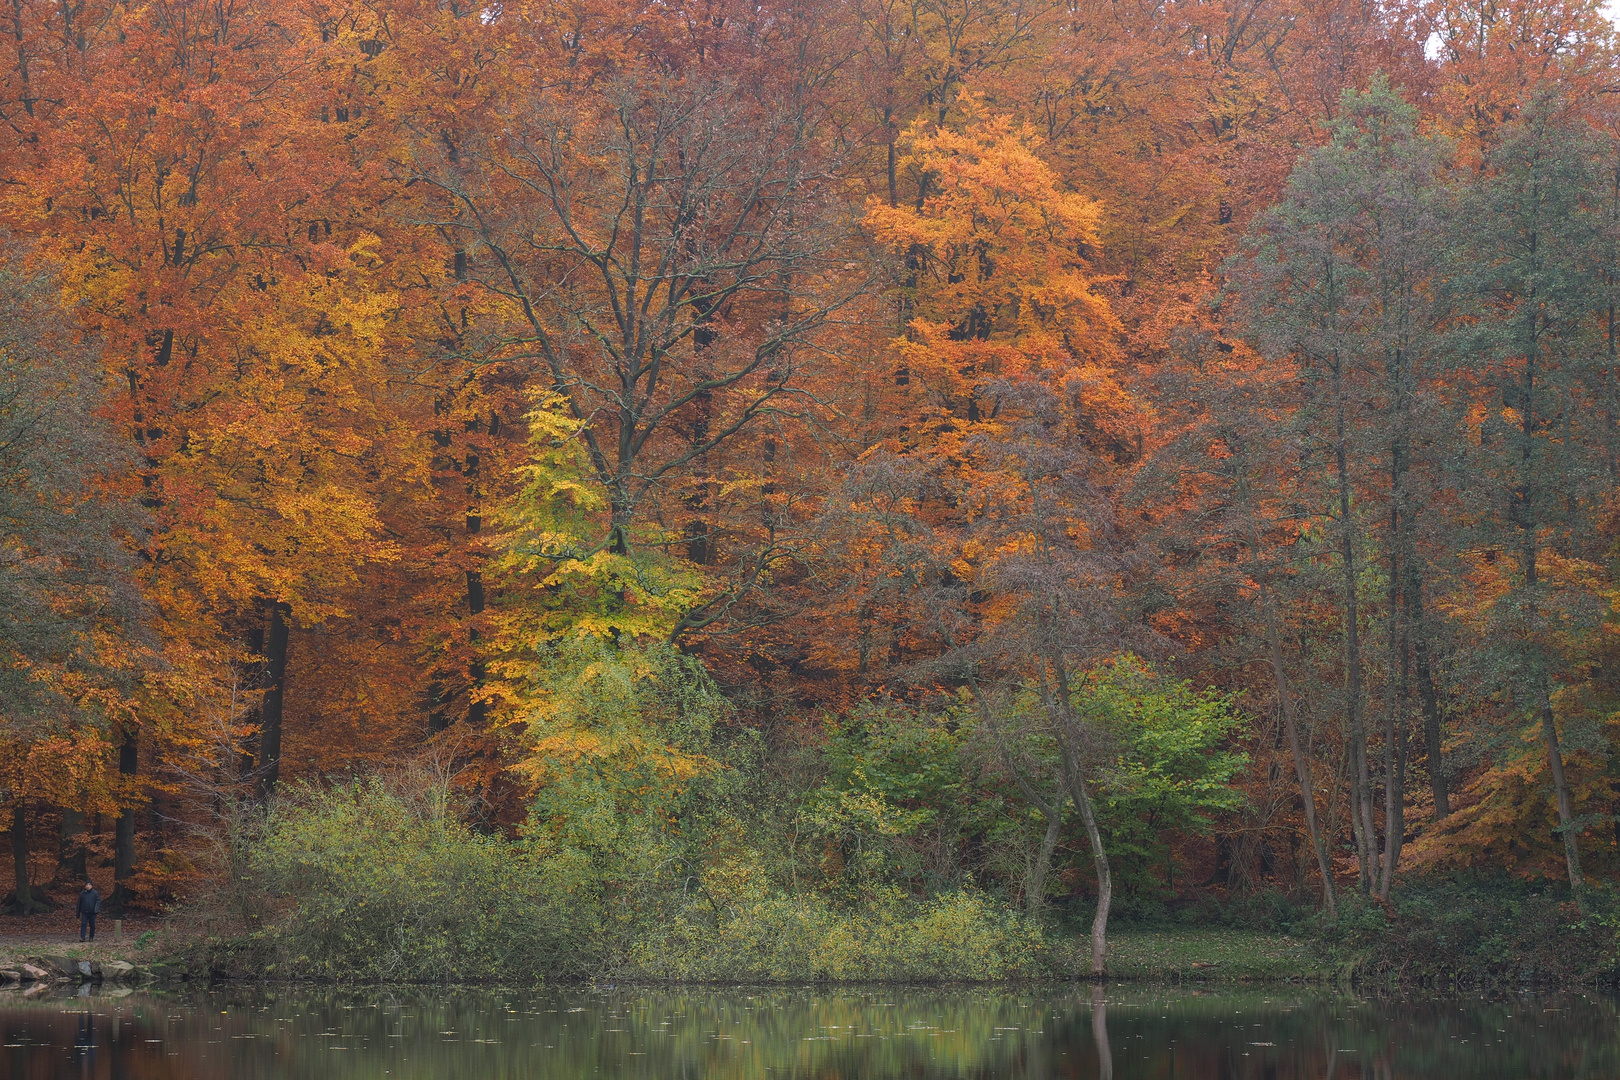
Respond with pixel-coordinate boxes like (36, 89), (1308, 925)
(3, 0), (1620, 980)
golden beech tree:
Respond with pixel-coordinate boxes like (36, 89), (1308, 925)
(865, 107), (1133, 447)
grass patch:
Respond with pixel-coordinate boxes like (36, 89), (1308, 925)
(1105, 929), (1328, 981)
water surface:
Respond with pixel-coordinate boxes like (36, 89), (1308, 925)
(2, 983), (1616, 1078)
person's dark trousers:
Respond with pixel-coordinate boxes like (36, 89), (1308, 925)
(79, 912), (96, 941)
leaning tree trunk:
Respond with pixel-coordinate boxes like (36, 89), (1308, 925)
(1024, 790), (1066, 914)
(1377, 469), (1407, 901)
(968, 680), (1068, 916)
(1071, 776), (1112, 976)
(1539, 681), (1585, 901)
(1405, 564), (1449, 820)
(464, 422), (489, 727)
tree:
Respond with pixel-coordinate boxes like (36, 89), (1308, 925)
(1229, 77), (1458, 896)
(1448, 97), (1613, 903)
(929, 379), (1143, 974)
(416, 66), (860, 643)
(0, 249), (147, 913)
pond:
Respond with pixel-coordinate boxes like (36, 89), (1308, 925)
(1, 983), (1616, 1078)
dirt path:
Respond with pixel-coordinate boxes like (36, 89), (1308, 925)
(0, 904), (166, 962)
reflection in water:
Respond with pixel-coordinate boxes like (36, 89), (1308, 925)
(1092, 982), (1113, 1080)
(1, 983), (1617, 1079)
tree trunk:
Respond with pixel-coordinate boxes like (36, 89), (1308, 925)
(255, 602), (290, 800)
(1090, 983), (1113, 1080)
(464, 416), (494, 727)
(112, 727), (137, 913)
(1262, 584), (1336, 918)
(1025, 796), (1065, 914)
(1540, 685), (1585, 900)
(9, 800), (37, 914)
(1517, 331), (1584, 906)
(972, 681), (1067, 917)
(1406, 566), (1448, 820)
(1334, 361), (1375, 891)
(58, 807), (86, 884)
(1072, 776), (1112, 976)
(239, 623), (265, 779)
(1378, 484), (1406, 900)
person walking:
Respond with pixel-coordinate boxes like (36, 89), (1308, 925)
(77, 881), (101, 942)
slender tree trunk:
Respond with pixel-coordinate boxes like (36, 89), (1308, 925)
(970, 681), (1067, 916)
(1262, 584), (1337, 918)
(112, 727), (138, 913)
(1378, 475), (1405, 900)
(885, 105), (898, 210)
(1334, 360), (1375, 891)
(1406, 566), (1448, 819)
(1072, 776), (1112, 976)
(1025, 793), (1065, 914)
(1539, 682), (1585, 898)
(464, 415), (496, 726)
(1518, 335), (1584, 905)
(255, 603), (290, 800)
(1377, 622), (1408, 900)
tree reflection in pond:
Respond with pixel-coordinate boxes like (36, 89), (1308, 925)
(1, 984), (1616, 1079)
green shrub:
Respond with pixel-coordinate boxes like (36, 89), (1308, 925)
(1320, 875), (1620, 986)
(212, 777), (1055, 984)
(243, 778), (611, 981)
(625, 887), (1053, 981)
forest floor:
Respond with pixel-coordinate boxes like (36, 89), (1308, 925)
(0, 883), (166, 966)
(1104, 929), (1331, 981)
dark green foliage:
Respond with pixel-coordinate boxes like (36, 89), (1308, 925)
(1324, 876), (1620, 986)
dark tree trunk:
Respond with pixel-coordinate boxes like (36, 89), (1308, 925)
(1406, 567), (1449, 820)
(464, 415), (494, 727)
(58, 807), (87, 884)
(112, 728), (138, 912)
(256, 603), (290, 800)
(1517, 338), (1584, 906)
(1026, 801), (1064, 914)
(240, 623), (265, 779)
(427, 679), (449, 734)
(1378, 460), (1407, 900)
(9, 801), (39, 914)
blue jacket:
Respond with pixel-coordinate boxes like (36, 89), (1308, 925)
(77, 888), (101, 915)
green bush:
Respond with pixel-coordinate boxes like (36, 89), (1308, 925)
(210, 776), (1054, 984)
(626, 887), (1054, 981)
(242, 778), (611, 981)
(1320, 875), (1620, 986)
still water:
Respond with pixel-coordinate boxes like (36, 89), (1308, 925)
(2, 984), (1617, 1079)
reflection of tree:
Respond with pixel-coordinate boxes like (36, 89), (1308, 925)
(9, 985), (1620, 1078)
(1091, 983), (1113, 1080)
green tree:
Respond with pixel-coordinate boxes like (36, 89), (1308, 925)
(1230, 76), (1459, 896)
(1453, 96), (1614, 905)
(1080, 661), (1249, 898)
